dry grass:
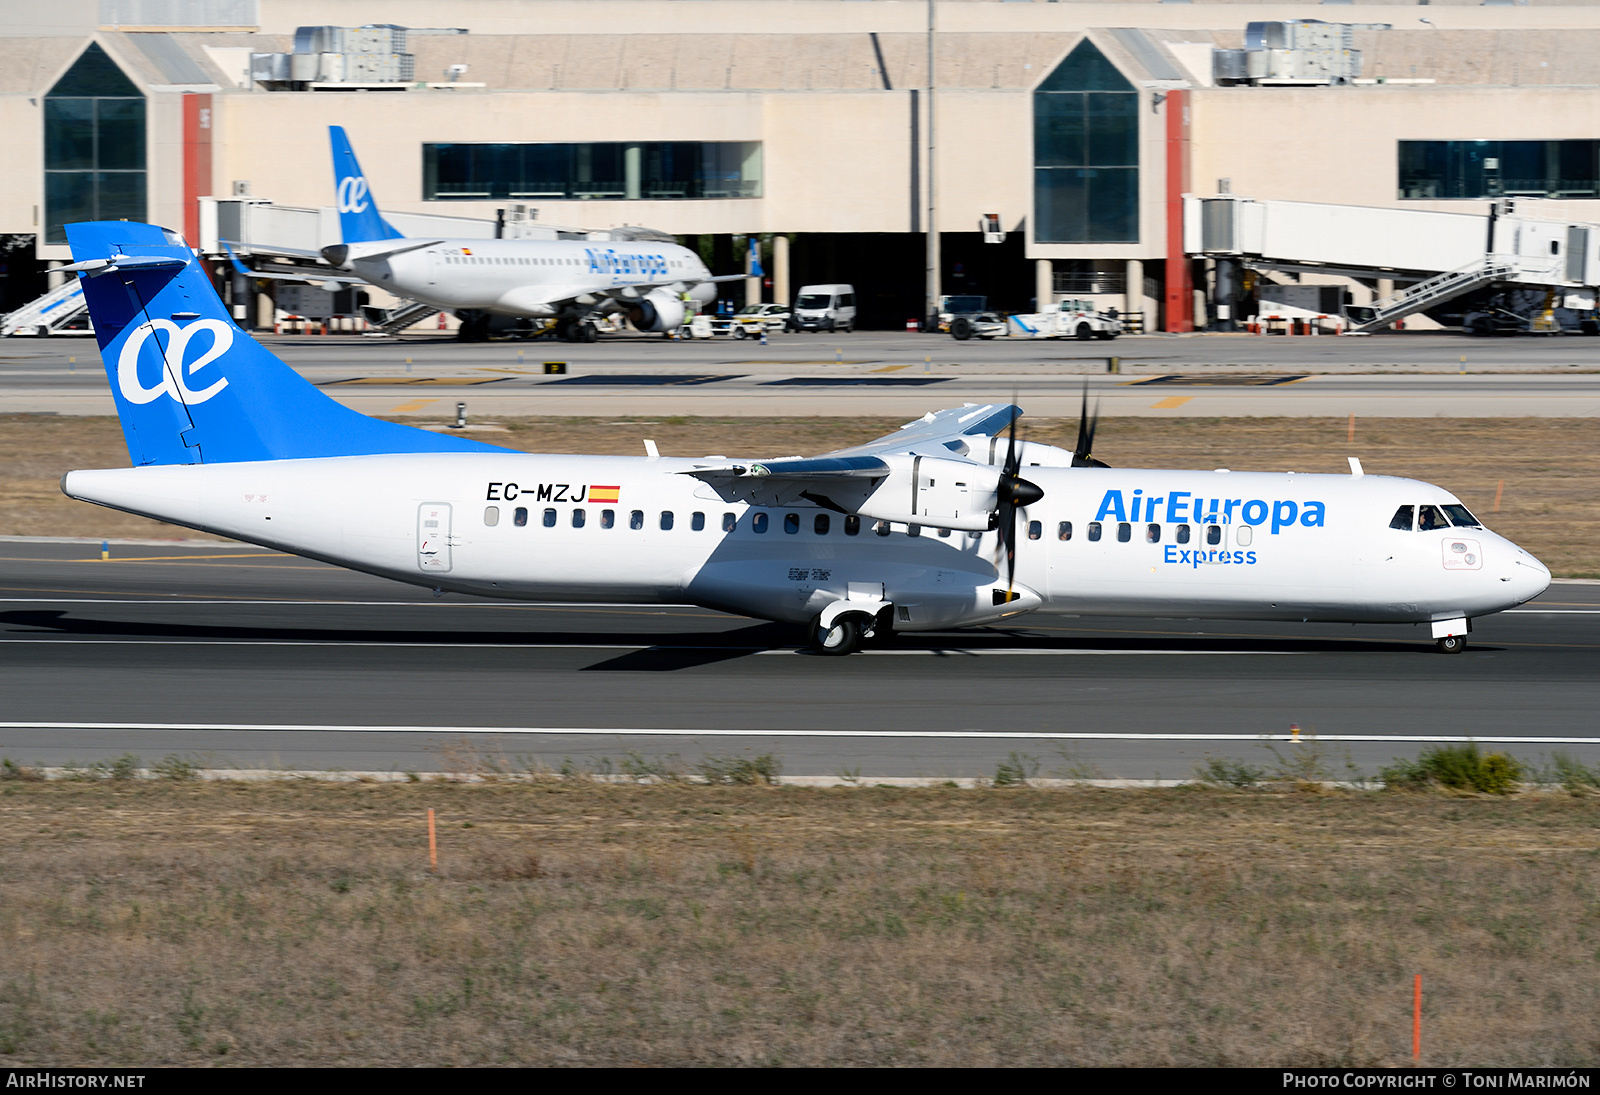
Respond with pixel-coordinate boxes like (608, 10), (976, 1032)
(4, 413), (1598, 575)
(0, 775), (1597, 1066)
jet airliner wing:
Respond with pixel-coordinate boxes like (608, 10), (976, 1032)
(220, 241), (361, 288)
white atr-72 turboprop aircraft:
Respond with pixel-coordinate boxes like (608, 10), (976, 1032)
(60, 221), (1550, 654)
(317, 126), (743, 342)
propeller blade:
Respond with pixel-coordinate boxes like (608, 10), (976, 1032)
(992, 403), (1044, 593)
(1072, 382), (1109, 469)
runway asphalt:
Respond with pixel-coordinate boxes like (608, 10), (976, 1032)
(6, 329), (1600, 417)
(3, 540), (1596, 780)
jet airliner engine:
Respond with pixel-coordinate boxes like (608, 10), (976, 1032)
(626, 289), (687, 333)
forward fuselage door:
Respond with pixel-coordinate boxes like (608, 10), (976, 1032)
(417, 502), (452, 573)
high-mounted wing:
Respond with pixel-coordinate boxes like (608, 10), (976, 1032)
(681, 403), (1026, 531)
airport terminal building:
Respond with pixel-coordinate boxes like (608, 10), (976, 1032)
(5, 0), (1600, 332)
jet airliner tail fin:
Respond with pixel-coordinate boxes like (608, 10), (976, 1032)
(329, 125), (405, 244)
(65, 220), (507, 466)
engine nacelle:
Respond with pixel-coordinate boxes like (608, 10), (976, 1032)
(627, 290), (687, 333)
(854, 456), (1004, 532)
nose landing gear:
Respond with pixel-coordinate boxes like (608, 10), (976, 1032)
(1436, 635), (1466, 654)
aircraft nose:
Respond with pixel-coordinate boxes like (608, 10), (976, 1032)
(1507, 551), (1551, 605)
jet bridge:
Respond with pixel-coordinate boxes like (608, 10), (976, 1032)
(1185, 194), (1600, 333)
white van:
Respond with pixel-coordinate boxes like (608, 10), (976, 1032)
(792, 284), (856, 333)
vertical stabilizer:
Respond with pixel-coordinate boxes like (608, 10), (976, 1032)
(329, 125), (405, 244)
(65, 221), (506, 465)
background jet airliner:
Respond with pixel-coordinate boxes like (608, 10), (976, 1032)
(318, 126), (743, 342)
(60, 222), (1550, 654)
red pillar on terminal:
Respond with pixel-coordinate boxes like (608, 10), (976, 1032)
(1163, 88), (1193, 333)
(182, 94), (213, 251)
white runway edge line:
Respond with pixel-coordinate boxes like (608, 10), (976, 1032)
(3, 723), (1599, 745)
(0, 638), (1301, 655)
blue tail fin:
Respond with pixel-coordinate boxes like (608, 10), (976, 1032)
(329, 125), (405, 244)
(66, 221), (506, 466)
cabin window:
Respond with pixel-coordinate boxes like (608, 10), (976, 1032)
(875, 520), (891, 537)
(1389, 505), (1414, 531)
(483, 506), (500, 527)
(1146, 523), (1160, 544)
(542, 508), (556, 527)
(660, 511), (674, 531)
(600, 509), (614, 529)
(1058, 521), (1072, 541)
(1027, 520), (1042, 541)
(692, 511), (706, 531)
(1206, 524), (1222, 545)
(1087, 521), (1102, 542)
(845, 515), (860, 536)
(938, 526), (952, 538)
(814, 514), (830, 535)
(753, 512), (769, 533)
(513, 507), (528, 527)
(784, 513), (800, 534)
(1237, 525), (1253, 546)
(722, 512), (737, 532)
(1175, 523), (1190, 544)
(629, 509), (644, 530)
(572, 508), (585, 528)
(1418, 504), (1451, 532)
(907, 524), (921, 538)
(1444, 504), (1481, 528)
(1116, 522), (1131, 542)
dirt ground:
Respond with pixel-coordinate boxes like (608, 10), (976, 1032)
(4, 412), (1597, 575)
(0, 774), (1595, 1067)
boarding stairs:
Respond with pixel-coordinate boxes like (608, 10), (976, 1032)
(1344, 259), (1516, 333)
(2, 280), (91, 337)
(362, 299), (442, 336)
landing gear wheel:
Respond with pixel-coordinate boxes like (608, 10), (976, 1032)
(555, 319), (575, 342)
(812, 614), (863, 656)
(1436, 635), (1466, 655)
(578, 322), (599, 344)
(456, 312), (491, 342)
(1075, 324), (1093, 341)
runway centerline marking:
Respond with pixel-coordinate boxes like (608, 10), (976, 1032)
(3, 722), (1598, 745)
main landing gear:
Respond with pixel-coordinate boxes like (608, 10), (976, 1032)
(554, 318), (599, 343)
(1436, 635), (1466, 654)
(809, 611), (888, 656)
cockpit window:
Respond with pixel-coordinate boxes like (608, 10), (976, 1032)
(1389, 505), (1414, 531)
(1418, 504), (1451, 531)
(1443, 504), (1482, 528)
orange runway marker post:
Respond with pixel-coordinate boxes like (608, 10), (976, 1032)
(428, 808), (438, 872)
(1348, 413), (1355, 443)
(1412, 975), (1422, 1062)
(1493, 479), (1504, 514)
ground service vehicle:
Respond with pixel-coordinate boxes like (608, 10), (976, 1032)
(1009, 298), (1122, 340)
(792, 284), (856, 332)
(732, 303), (791, 338)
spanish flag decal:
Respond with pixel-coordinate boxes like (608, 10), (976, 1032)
(590, 485), (621, 504)
(461, 247), (473, 256)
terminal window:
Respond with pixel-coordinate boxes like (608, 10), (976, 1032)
(423, 142), (762, 201)
(43, 44), (146, 245)
(1033, 41), (1139, 243)
(1399, 140), (1600, 201)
